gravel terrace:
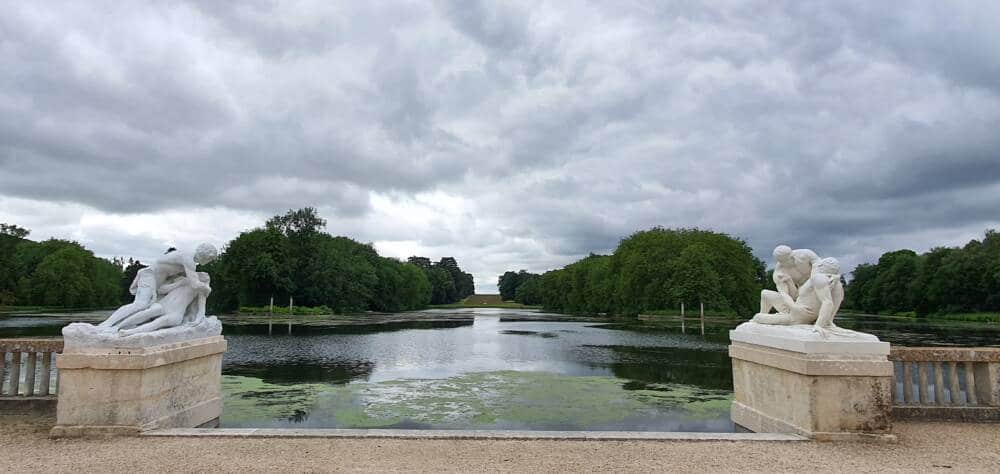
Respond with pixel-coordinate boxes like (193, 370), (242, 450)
(1, 415), (997, 473)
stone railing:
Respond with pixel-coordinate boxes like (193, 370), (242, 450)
(889, 347), (1000, 421)
(0, 339), (63, 397)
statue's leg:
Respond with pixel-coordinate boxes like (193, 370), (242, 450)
(115, 304), (164, 331)
(759, 290), (785, 314)
(120, 311), (184, 336)
(752, 312), (795, 324)
(99, 285), (156, 328)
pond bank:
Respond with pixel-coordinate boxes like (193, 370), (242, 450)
(2, 415), (997, 472)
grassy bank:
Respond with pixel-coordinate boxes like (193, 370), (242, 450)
(429, 295), (542, 310)
(840, 309), (1000, 324)
(0, 305), (115, 315)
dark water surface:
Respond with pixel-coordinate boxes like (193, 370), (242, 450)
(1, 308), (996, 431)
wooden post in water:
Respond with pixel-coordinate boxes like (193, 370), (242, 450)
(288, 297), (293, 335)
(680, 303), (685, 334)
(268, 296), (274, 335)
(700, 302), (705, 336)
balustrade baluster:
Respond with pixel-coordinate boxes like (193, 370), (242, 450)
(24, 352), (37, 396)
(964, 362), (978, 405)
(902, 362), (913, 404)
(917, 362), (929, 404)
(40, 352), (52, 395)
(0, 351), (6, 395)
(9, 351), (21, 396)
(949, 362), (962, 405)
(933, 362), (945, 406)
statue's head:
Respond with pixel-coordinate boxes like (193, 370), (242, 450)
(773, 245), (793, 264)
(194, 243), (218, 265)
(814, 257), (841, 275)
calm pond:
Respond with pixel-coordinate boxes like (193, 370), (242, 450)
(1, 308), (997, 431)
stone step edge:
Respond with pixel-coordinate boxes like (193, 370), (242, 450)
(142, 428), (808, 441)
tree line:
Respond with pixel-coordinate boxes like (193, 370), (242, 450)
(1, 209), (476, 314)
(497, 227), (767, 317)
(844, 230), (1000, 316)
(0, 224), (123, 308)
(203, 208), (474, 313)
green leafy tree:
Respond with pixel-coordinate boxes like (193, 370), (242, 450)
(0, 223), (30, 239)
(514, 274), (542, 305)
(524, 227), (763, 316)
(428, 267), (456, 304)
(844, 229), (1000, 315)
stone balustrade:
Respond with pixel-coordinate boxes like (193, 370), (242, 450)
(889, 347), (1000, 421)
(0, 339), (64, 397)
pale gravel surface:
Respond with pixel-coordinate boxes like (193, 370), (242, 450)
(1, 416), (998, 473)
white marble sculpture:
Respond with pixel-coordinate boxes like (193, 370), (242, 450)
(748, 245), (868, 339)
(63, 244), (222, 349)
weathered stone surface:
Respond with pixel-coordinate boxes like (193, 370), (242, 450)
(0, 397), (57, 415)
(0, 339), (64, 352)
(51, 336), (226, 438)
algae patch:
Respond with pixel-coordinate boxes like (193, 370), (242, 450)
(221, 371), (733, 430)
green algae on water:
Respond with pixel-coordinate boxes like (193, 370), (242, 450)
(221, 371), (732, 430)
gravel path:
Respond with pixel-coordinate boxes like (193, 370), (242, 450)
(2, 416), (997, 473)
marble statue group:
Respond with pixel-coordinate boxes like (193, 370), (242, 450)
(98, 243), (219, 335)
(751, 245), (847, 336)
(62, 243), (222, 349)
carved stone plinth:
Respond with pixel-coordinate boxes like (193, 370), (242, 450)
(729, 323), (894, 441)
(50, 336), (226, 438)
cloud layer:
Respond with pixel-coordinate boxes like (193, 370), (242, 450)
(3, 1), (999, 292)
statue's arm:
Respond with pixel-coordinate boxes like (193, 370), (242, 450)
(158, 252), (207, 291)
(812, 274), (838, 329)
(773, 269), (798, 301)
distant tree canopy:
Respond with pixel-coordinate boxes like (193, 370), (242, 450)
(0, 224), (122, 308)
(205, 208), (472, 313)
(499, 227), (767, 317)
(845, 230), (1000, 316)
(497, 270), (539, 301)
(407, 256), (475, 305)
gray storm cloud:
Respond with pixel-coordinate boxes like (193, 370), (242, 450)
(1, 0), (999, 292)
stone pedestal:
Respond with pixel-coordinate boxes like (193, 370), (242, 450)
(729, 323), (893, 441)
(51, 336), (226, 437)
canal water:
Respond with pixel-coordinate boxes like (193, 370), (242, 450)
(1, 308), (996, 431)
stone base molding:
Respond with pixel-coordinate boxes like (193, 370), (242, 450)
(50, 336), (226, 438)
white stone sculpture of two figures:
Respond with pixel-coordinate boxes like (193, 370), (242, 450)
(99, 243), (218, 336)
(751, 245), (851, 337)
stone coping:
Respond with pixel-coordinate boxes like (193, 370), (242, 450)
(0, 339), (64, 352)
(889, 347), (1000, 362)
(56, 336), (226, 370)
(143, 428), (808, 442)
(729, 342), (893, 376)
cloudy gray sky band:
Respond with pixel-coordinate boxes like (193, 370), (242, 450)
(2, 1), (999, 292)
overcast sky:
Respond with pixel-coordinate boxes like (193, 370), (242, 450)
(2, 1), (999, 293)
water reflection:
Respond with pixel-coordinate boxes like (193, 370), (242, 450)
(2, 308), (997, 431)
